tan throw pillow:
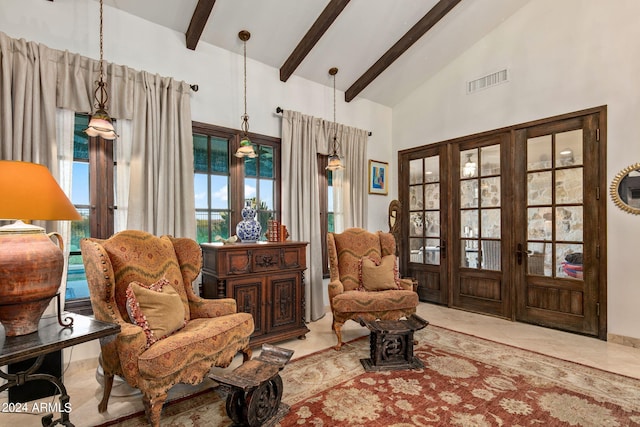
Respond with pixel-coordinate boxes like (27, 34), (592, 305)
(359, 255), (400, 291)
(126, 278), (186, 347)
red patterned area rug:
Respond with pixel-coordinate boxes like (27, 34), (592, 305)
(100, 326), (640, 426)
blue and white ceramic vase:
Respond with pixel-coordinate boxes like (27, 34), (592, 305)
(236, 201), (262, 243)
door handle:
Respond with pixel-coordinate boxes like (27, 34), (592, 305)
(438, 240), (446, 258)
(516, 243), (528, 265)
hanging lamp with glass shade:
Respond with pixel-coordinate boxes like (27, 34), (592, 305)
(235, 30), (257, 159)
(85, 0), (118, 140)
(326, 67), (345, 171)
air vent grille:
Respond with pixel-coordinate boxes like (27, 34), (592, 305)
(467, 69), (508, 94)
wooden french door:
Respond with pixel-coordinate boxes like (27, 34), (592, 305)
(399, 107), (606, 339)
(402, 145), (449, 305)
(450, 133), (512, 318)
(513, 113), (603, 337)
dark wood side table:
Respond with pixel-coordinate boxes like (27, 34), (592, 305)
(0, 313), (120, 426)
(200, 241), (310, 346)
(359, 314), (429, 372)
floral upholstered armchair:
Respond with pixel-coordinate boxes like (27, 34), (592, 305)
(80, 230), (254, 427)
(327, 228), (419, 350)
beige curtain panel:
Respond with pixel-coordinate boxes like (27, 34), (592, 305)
(280, 109), (368, 322)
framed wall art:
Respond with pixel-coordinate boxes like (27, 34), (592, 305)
(368, 159), (388, 195)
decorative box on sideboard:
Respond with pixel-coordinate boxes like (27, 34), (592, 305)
(200, 241), (310, 346)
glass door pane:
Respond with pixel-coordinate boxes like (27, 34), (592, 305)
(460, 146), (501, 271)
(409, 156), (440, 265)
(526, 129), (584, 278)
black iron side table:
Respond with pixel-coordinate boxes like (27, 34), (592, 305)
(0, 313), (120, 426)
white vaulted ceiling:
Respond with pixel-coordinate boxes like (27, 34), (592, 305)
(103, 0), (530, 107)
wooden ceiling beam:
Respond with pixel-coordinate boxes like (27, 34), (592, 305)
(185, 0), (216, 51)
(279, 0), (351, 82)
(345, 0), (461, 102)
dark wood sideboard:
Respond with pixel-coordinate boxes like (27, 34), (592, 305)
(200, 241), (310, 346)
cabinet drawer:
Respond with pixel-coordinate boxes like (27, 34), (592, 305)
(225, 250), (252, 275)
(281, 246), (304, 269)
(253, 248), (281, 272)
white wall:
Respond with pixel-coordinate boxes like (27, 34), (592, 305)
(393, 0), (640, 340)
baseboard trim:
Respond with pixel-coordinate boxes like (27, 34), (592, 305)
(607, 333), (640, 349)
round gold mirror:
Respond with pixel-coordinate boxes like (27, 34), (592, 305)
(610, 163), (640, 215)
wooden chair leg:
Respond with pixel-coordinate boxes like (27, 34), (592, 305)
(98, 373), (113, 413)
(143, 392), (168, 427)
(333, 321), (344, 351)
(242, 346), (253, 362)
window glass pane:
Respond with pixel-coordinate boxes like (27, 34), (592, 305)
(409, 185), (423, 210)
(425, 238), (441, 265)
(481, 177), (500, 207)
(193, 134), (208, 172)
(73, 116), (89, 160)
(460, 180), (478, 208)
(462, 241), (478, 268)
(481, 208), (500, 239)
(461, 210), (478, 238)
(244, 146), (258, 177)
(410, 212), (423, 236)
(194, 173), (208, 209)
(555, 129), (583, 167)
(527, 242), (551, 276)
(210, 137), (228, 173)
(527, 135), (552, 171)
(461, 149), (477, 178)
(70, 207), (90, 252)
(196, 211), (209, 243)
(480, 145), (500, 176)
(410, 238), (423, 263)
(210, 175), (229, 210)
(556, 243), (583, 280)
(424, 211), (440, 238)
(409, 159), (422, 184)
(556, 206), (583, 242)
(214, 211), (231, 240)
(259, 145), (274, 178)
(481, 240), (500, 270)
(528, 171), (552, 205)
(424, 156), (439, 183)
(244, 177), (257, 200)
(66, 254), (89, 300)
(556, 168), (583, 204)
(259, 179), (273, 210)
(71, 162), (89, 205)
(424, 183), (439, 209)
(528, 207), (552, 240)
(257, 210), (271, 240)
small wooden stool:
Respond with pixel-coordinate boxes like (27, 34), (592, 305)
(210, 344), (294, 427)
(359, 314), (429, 372)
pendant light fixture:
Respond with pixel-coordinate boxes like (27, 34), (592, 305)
(85, 0), (118, 140)
(326, 67), (344, 171)
(235, 30), (257, 159)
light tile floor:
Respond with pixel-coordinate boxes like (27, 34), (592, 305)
(2, 302), (640, 426)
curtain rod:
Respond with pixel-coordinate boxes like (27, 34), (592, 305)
(190, 84), (199, 92)
(275, 106), (372, 136)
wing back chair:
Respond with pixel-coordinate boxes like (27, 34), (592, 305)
(327, 228), (419, 350)
(81, 230), (254, 427)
